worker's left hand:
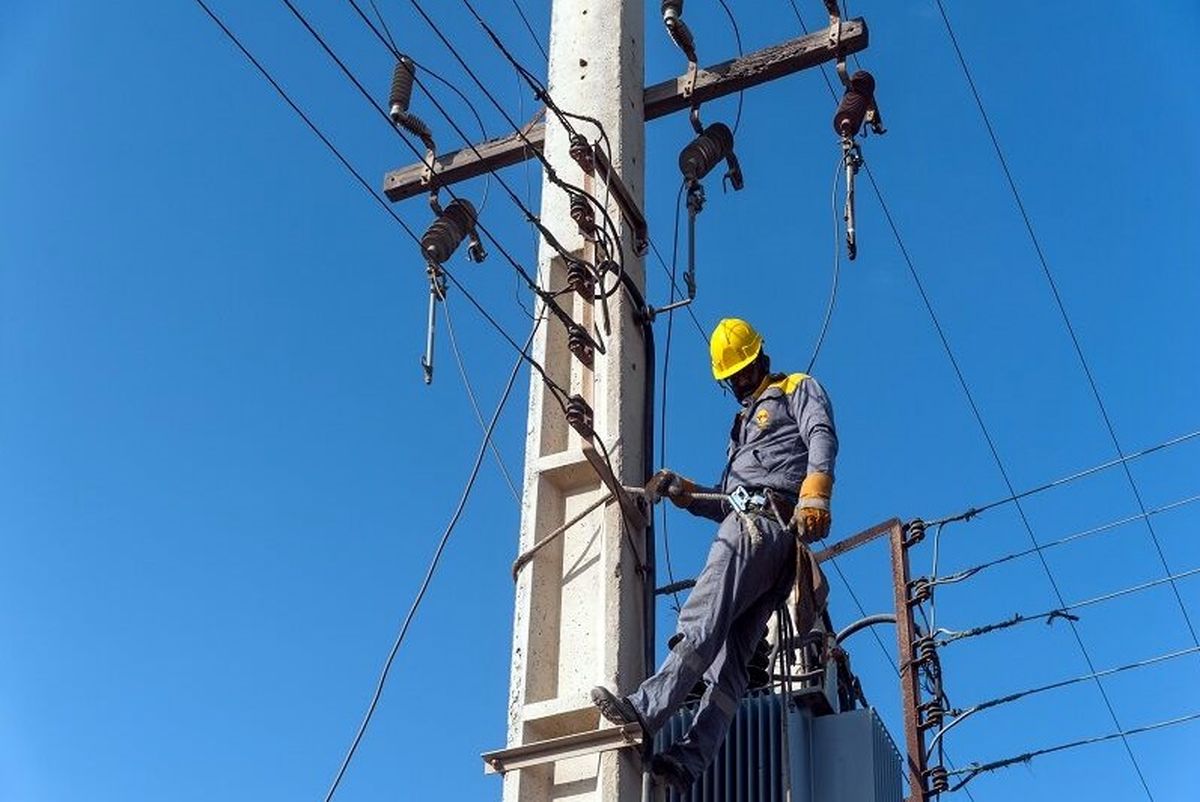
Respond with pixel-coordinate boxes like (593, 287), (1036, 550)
(794, 472), (833, 542)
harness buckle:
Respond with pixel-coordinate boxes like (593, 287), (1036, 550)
(729, 486), (768, 515)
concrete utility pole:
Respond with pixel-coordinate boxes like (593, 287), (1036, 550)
(502, 2), (648, 801)
(384, 5), (871, 802)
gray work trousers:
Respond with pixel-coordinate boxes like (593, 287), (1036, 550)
(628, 511), (797, 779)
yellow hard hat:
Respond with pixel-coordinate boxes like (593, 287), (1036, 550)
(710, 318), (763, 380)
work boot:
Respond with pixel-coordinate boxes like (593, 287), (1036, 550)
(590, 687), (647, 731)
(651, 751), (694, 793)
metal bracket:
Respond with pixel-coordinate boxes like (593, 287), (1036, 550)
(482, 723), (644, 775)
(585, 142), (650, 256)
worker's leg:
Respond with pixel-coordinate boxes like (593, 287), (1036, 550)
(664, 530), (797, 779)
(627, 515), (790, 733)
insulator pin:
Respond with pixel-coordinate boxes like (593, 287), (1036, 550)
(833, 70), (877, 138)
(566, 395), (595, 438)
(679, 122), (734, 183)
(909, 577), (932, 606)
(389, 57), (416, 123)
(421, 199), (478, 265)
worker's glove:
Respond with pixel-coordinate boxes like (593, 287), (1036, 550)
(794, 472), (833, 543)
(646, 469), (696, 509)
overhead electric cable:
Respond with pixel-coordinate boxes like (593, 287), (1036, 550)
(932, 0), (1199, 648)
(931, 429), (1200, 526)
(658, 181), (690, 613)
(442, 294), (523, 502)
(285, 0), (609, 359)
(194, 0), (569, 412)
(805, 151), (844, 373)
(714, 0), (745, 133)
(937, 565), (1200, 647)
(317, 319), (539, 802)
(511, 0), (549, 63)
(930, 645), (1200, 752)
(932, 491), (1200, 588)
(787, 4), (1154, 796)
(947, 712), (1200, 793)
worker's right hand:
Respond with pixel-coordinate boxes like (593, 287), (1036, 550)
(647, 469), (696, 508)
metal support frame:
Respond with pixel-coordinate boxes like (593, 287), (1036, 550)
(808, 518), (929, 802)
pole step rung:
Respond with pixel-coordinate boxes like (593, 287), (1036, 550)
(482, 723), (644, 775)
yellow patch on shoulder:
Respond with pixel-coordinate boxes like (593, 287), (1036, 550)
(766, 373), (809, 395)
(754, 408), (770, 429)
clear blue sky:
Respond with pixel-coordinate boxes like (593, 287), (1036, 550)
(2, 2), (1198, 800)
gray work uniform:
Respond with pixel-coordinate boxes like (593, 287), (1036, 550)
(628, 373), (838, 780)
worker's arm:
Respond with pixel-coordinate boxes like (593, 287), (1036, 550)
(791, 377), (838, 540)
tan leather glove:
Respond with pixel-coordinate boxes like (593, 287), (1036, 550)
(794, 472), (833, 542)
(646, 469), (696, 509)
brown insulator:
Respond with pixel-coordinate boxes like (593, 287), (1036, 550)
(833, 70), (876, 138)
(388, 57), (416, 122)
(421, 199), (477, 265)
(679, 122), (734, 183)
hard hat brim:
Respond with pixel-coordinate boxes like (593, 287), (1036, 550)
(711, 340), (762, 381)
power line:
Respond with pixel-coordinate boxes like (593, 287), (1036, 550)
(714, 0), (745, 133)
(931, 645), (1200, 752)
(931, 428), (1200, 526)
(442, 294), (523, 502)
(511, 0), (549, 63)
(805, 150), (844, 374)
(947, 711), (1200, 793)
(932, 0), (1200, 649)
(786, 4), (1154, 796)
(932, 491), (1200, 588)
(318, 319), (539, 802)
(936, 565), (1200, 647)
(285, 0), (607, 364)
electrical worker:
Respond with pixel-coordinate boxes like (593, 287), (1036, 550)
(590, 317), (838, 791)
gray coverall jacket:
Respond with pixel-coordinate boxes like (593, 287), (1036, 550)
(628, 372), (838, 781)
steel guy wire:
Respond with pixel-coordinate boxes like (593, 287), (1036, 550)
(936, 565), (1200, 648)
(929, 428), (1200, 527)
(947, 712), (1200, 793)
(284, 0), (608, 359)
(931, 491), (1200, 589)
(442, 293), (523, 502)
(929, 645), (1200, 754)
(933, 0), (1199, 649)
(788, 5), (1145, 796)
(194, 0), (570, 411)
